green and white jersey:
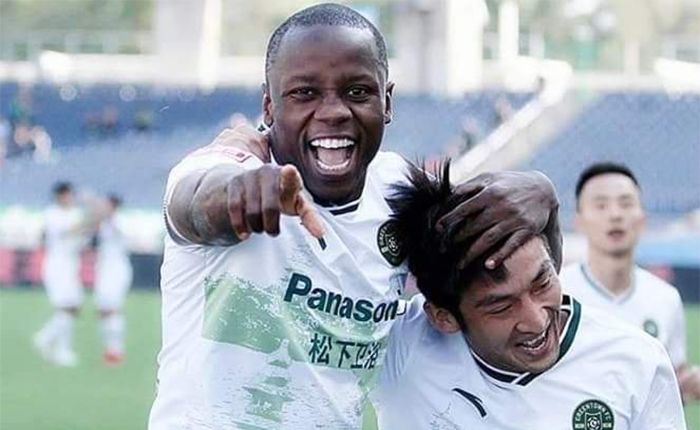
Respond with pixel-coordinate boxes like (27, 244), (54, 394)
(149, 144), (410, 430)
(560, 263), (686, 368)
(374, 294), (686, 430)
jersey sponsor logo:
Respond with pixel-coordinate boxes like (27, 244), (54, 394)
(283, 273), (400, 323)
(452, 388), (487, 418)
(642, 319), (659, 338)
(377, 220), (406, 266)
(572, 399), (614, 430)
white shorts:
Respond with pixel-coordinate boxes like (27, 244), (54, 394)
(94, 258), (133, 311)
(42, 255), (84, 308)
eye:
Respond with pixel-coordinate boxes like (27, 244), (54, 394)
(289, 87), (317, 100)
(346, 86), (371, 100)
(488, 304), (512, 315)
(533, 279), (551, 294)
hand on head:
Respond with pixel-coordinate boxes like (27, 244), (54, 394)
(436, 170), (560, 270)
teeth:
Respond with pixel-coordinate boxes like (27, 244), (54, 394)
(310, 138), (355, 149)
(522, 331), (546, 348)
(316, 159), (351, 171)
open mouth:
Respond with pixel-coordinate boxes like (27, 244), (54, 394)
(309, 137), (356, 174)
(516, 323), (552, 356)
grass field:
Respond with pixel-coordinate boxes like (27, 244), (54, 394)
(1, 287), (698, 429)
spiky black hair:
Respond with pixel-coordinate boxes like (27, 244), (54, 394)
(388, 162), (503, 316)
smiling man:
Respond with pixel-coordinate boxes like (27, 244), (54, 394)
(375, 163), (686, 429)
(561, 162), (700, 403)
(149, 4), (562, 430)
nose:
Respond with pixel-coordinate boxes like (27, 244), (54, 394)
(608, 203), (623, 221)
(313, 93), (352, 125)
(516, 298), (549, 334)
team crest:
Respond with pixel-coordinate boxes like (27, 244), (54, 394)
(377, 220), (405, 266)
(572, 399), (614, 430)
(642, 319), (659, 338)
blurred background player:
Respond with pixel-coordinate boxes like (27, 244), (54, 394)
(561, 162), (700, 403)
(94, 193), (133, 365)
(33, 181), (92, 366)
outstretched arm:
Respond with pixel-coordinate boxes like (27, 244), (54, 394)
(167, 133), (323, 246)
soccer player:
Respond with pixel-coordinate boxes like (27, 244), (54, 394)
(374, 163), (687, 429)
(33, 182), (91, 366)
(94, 194), (133, 365)
(560, 162), (700, 402)
(148, 4), (562, 430)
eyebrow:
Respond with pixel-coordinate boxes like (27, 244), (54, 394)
(474, 260), (551, 308)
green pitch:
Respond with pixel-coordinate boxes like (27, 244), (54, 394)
(0, 288), (698, 429)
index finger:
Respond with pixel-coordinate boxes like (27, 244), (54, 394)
(279, 165), (325, 238)
(279, 165), (303, 209)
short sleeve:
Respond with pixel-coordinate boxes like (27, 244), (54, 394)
(631, 342), (687, 430)
(665, 292), (687, 369)
(163, 144), (263, 244)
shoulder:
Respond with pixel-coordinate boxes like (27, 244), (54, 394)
(368, 151), (412, 188)
(580, 303), (668, 361)
(167, 141), (264, 187)
(634, 266), (682, 304)
(559, 263), (588, 293)
(559, 263), (583, 280)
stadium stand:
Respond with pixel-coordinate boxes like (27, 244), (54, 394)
(0, 81), (531, 208)
(519, 91), (700, 227)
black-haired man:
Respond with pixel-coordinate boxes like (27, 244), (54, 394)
(150, 4), (561, 429)
(561, 162), (700, 403)
(374, 163), (686, 429)
(34, 182), (93, 367)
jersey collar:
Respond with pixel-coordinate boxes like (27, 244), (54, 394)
(319, 198), (362, 216)
(580, 264), (636, 304)
(469, 294), (581, 387)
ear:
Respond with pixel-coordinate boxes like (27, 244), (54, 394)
(384, 81), (395, 124)
(423, 301), (461, 334)
(262, 83), (273, 127)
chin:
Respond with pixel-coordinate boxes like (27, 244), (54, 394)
(518, 354), (558, 374)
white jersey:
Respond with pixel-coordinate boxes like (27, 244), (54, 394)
(560, 263), (686, 368)
(374, 294), (686, 430)
(94, 216), (133, 310)
(44, 205), (84, 260)
(42, 205), (85, 307)
(149, 145), (410, 430)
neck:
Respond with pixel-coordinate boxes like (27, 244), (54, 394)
(587, 250), (634, 296)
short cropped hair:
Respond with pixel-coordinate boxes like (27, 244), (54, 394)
(52, 181), (73, 197)
(107, 193), (122, 208)
(265, 3), (388, 79)
(575, 162), (640, 205)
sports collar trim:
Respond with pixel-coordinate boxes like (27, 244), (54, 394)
(470, 294), (581, 387)
(580, 264), (636, 304)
